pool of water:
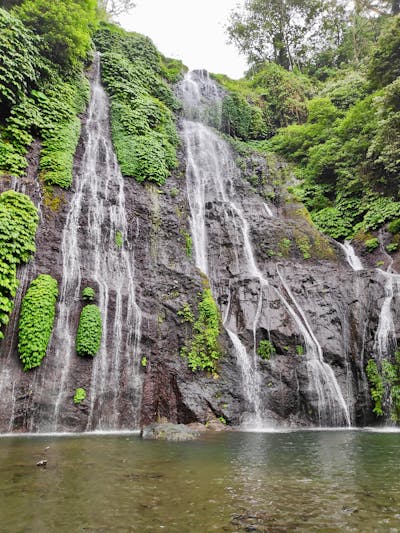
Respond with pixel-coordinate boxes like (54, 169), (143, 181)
(0, 429), (399, 532)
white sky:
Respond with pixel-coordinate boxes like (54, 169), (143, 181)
(116, 0), (248, 79)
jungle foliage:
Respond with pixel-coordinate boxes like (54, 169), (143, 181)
(0, 191), (38, 339)
(18, 274), (58, 371)
(221, 4), (400, 241)
(94, 22), (182, 185)
(0, 3), (92, 186)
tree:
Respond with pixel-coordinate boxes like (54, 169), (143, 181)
(368, 14), (400, 87)
(99, 0), (135, 15)
(13, 0), (98, 71)
(0, 8), (38, 110)
(227, 0), (347, 71)
(354, 0), (398, 15)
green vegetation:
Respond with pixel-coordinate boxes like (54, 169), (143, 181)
(387, 243), (398, 253)
(115, 230), (123, 247)
(81, 287), (95, 301)
(141, 356), (147, 367)
(0, 7), (39, 111)
(365, 238), (379, 252)
(177, 303), (195, 323)
(257, 339), (275, 360)
(0, 190), (38, 339)
(94, 22), (181, 185)
(217, 6), (400, 242)
(18, 274), (58, 370)
(214, 63), (311, 140)
(13, 0), (97, 72)
(73, 387), (86, 404)
(0, 5), (90, 186)
(366, 359), (384, 416)
(76, 304), (102, 357)
(296, 345), (305, 356)
(367, 352), (400, 421)
(180, 230), (192, 257)
(180, 289), (222, 375)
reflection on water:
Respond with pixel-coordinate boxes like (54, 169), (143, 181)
(0, 431), (399, 532)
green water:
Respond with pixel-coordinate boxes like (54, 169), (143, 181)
(0, 430), (399, 532)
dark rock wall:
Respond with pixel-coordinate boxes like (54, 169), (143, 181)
(0, 88), (396, 433)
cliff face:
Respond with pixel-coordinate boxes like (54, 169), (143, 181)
(0, 68), (395, 433)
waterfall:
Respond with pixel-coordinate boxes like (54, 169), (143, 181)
(276, 268), (350, 426)
(180, 70), (350, 427)
(339, 241), (363, 271)
(35, 53), (143, 431)
(374, 270), (399, 360)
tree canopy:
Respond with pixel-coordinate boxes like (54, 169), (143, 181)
(12, 0), (98, 72)
(98, 0), (135, 16)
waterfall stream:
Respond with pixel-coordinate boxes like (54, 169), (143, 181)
(35, 54), (143, 431)
(180, 71), (350, 427)
(339, 241), (364, 271)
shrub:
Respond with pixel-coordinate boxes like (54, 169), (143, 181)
(0, 8), (39, 111)
(95, 25), (180, 186)
(366, 359), (384, 416)
(177, 303), (195, 323)
(365, 238), (379, 252)
(296, 345), (304, 356)
(319, 72), (368, 110)
(81, 287), (95, 301)
(13, 0), (98, 72)
(76, 304), (102, 357)
(0, 190), (38, 338)
(0, 75), (89, 184)
(386, 243), (398, 253)
(115, 230), (123, 247)
(73, 387), (86, 404)
(18, 274), (58, 370)
(257, 340), (275, 360)
(311, 207), (353, 240)
(368, 16), (400, 89)
(180, 289), (221, 375)
(388, 218), (400, 234)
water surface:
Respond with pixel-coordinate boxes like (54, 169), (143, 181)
(0, 430), (399, 532)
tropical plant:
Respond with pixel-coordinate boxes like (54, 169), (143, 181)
(76, 304), (102, 357)
(18, 274), (58, 370)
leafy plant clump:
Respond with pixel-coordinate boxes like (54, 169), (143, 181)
(367, 352), (400, 422)
(115, 230), (123, 247)
(18, 274), (58, 371)
(0, 190), (38, 339)
(180, 289), (222, 375)
(81, 287), (95, 301)
(257, 339), (275, 360)
(73, 387), (87, 404)
(365, 238), (379, 252)
(177, 303), (195, 323)
(76, 304), (102, 357)
(0, 7), (39, 111)
(0, 4), (93, 186)
(94, 22), (181, 186)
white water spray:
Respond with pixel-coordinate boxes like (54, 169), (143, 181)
(180, 70), (350, 427)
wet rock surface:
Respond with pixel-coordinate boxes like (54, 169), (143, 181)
(141, 422), (200, 441)
(0, 70), (396, 433)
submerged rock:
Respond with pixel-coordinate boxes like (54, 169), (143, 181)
(141, 423), (200, 441)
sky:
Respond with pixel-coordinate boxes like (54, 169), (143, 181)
(116, 0), (248, 79)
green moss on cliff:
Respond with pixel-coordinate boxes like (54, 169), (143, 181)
(94, 22), (181, 186)
(18, 274), (58, 370)
(0, 190), (38, 339)
(180, 288), (222, 376)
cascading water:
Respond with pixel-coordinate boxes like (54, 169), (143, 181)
(179, 70), (350, 427)
(339, 241), (364, 271)
(33, 53), (143, 432)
